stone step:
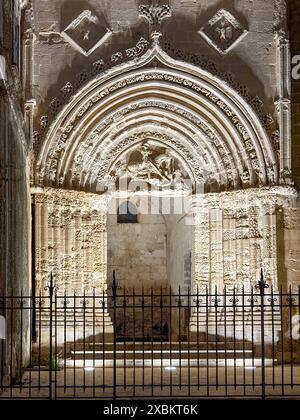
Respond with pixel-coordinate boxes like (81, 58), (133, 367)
(71, 341), (253, 351)
(71, 348), (254, 361)
(65, 358), (274, 368)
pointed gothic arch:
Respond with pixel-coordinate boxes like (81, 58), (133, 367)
(35, 35), (277, 193)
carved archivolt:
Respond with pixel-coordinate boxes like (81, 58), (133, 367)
(35, 37), (277, 193)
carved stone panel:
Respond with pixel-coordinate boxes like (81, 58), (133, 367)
(61, 10), (111, 56)
(198, 9), (247, 55)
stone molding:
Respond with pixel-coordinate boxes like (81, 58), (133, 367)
(34, 37), (278, 193)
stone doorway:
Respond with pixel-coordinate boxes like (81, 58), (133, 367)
(107, 196), (193, 341)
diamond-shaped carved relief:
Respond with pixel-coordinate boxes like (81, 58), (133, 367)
(61, 10), (111, 56)
(198, 9), (247, 55)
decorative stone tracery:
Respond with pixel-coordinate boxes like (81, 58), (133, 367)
(35, 37), (277, 195)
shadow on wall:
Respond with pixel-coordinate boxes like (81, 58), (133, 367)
(163, 0), (274, 106)
(35, 0), (275, 147)
(35, 0), (147, 136)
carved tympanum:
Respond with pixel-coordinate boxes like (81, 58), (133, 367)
(108, 141), (192, 191)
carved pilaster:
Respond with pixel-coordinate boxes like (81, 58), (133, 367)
(210, 208), (223, 290)
(260, 202), (278, 288)
(192, 196), (210, 293)
(275, 31), (292, 182)
(24, 99), (35, 144)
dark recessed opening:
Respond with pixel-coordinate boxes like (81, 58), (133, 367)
(117, 201), (138, 224)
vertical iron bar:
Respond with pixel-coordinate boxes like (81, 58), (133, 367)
(10, 295), (13, 398)
(64, 291), (67, 394)
(102, 288), (105, 393)
(133, 287), (136, 398)
(92, 289), (95, 399)
(123, 286), (126, 391)
(19, 290), (23, 394)
(142, 286), (145, 392)
(112, 271), (117, 401)
(233, 286), (237, 391)
(151, 287), (154, 397)
(38, 290), (42, 393)
(206, 285), (209, 397)
(289, 286), (294, 389)
(0, 295), (5, 394)
(251, 286), (255, 390)
(54, 290), (57, 400)
(257, 269), (267, 400)
(0, 297), (5, 395)
(214, 285), (218, 391)
(280, 287), (285, 397)
(196, 285), (200, 392)
(169, 286), (172, 397)
(187, 286), (191, 397)
(271, 285), (275, 390)
(178, 286), (182, 391)
(224, 286), (228, 397)
(48, 273), (54, 401)
(160, 287), (163, 391)
(73, 290), (76, 399)
(242, 286), (246, 397)
(83, 290), (86, 393)
(29, 296), (33, 399)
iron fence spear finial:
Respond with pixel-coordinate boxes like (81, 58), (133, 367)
(256, 268), (269, 294)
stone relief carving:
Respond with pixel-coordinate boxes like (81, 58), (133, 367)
(139, 4), (172, 27)
(35, 190), (109, 294)
(273, 0), (288, 33)
(198, 9), (248, 55)
(190, 187), (297, 292)
(34, 37), (271, 150)
(36, 68), (272, 190)
(61, 10), (112, 56)
(70, 100), (234, 187)
(94, 131), (205, 190)
(283, 208), (300, 229)
(109, 141), (192, 191)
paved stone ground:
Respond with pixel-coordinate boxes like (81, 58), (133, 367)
(1, 366), (300, 399)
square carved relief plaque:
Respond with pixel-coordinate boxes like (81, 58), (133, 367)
(61, 10), (111, 56)
(198, 9), (247, 55)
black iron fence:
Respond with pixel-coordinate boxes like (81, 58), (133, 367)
(0, 275), (300, 399)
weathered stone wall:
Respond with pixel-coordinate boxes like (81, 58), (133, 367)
(167, 214), (193, 294)
(0, 89), (31, 385)
(0, 0), (31, 384)
(107, 211), (168, 289)
(290, 0), (300, 187)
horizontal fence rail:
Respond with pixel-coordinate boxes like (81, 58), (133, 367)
(0, 279), (300, 399)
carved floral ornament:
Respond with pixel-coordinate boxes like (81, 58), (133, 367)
(35, 35), (278, 193)
(33, 185), (297, 216)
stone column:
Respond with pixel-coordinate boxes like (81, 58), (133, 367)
(261, 199), (278, 289)
(210, 207), (223, 291)
(192, 195), (210, 294)
(223, 208), (237, 289)
(275, 32), (292, 183)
